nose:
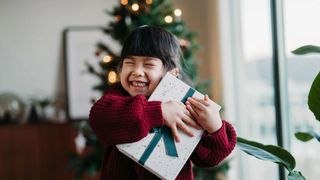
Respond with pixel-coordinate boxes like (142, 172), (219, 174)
(132, 64), (144, 77)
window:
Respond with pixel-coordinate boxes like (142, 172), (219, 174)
(219, 0), (320, 179)
(284, 0), (320, 179)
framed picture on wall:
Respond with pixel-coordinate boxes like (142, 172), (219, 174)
(63, 26), (121, 120)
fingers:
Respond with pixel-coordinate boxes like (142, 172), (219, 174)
(187, 97), (208, 110)
(181, 113), (201, 129)
(204, 94), (209, 101)
(164, 100), (205, 142)
(186, 103), (198, 117)
(177, 121), (194, 137)
(170, 121), (195, 142)
(184, 102), (202, 129)
(170, 125), (180, 142)
(195, 96), (211, 105)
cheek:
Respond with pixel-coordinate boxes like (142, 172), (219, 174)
(119, 67), (129, 77)
(119, 71), (128, 84)
(149, 71), (165, 85)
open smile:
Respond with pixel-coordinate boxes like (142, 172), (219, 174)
(131, 81), (148, 87)
(129, 81), (149, 91)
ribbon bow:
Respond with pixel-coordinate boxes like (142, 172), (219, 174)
(138, 126), (178, 165)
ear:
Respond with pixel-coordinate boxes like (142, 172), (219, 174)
(168, 68), (180, 77)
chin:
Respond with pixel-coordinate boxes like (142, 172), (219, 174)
(130, 92), (148, 97)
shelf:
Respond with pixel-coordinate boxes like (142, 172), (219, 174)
(0, 122), (77, 180)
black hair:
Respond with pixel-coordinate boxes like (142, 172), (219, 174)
(118, 26), (182, 72)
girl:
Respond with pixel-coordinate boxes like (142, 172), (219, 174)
(89, 26), (236, 180)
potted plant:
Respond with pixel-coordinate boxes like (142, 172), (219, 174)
(292, 45), (320, 142)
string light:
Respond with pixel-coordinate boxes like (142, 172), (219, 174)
(146, 0), (152, 5)
(120, 0), (128, 5)
(164, 15), (173, 23)
(174, 9), (182, 17)
(103, 55), (112, 63)
(131, 3), (139, 11)
(108, 71), (117, 83)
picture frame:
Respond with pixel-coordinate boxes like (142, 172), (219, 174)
(63, 26), (120, 120)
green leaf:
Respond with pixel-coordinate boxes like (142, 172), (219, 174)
(288, 171), (306, 180)
(292, 45), (320, 55)
(237, 137), (295, 172)
(294, 132), (314, 142)
(308, 72), (320, 121)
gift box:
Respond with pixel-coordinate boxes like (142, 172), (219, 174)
(116, 73), (221, 179)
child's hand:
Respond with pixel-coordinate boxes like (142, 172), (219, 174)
(186, 95), (222, 134)
(161, 101), (202, 142)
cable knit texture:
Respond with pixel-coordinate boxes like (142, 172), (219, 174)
(89, 89), (237, 180)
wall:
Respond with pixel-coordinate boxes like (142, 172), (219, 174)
(172, 0), (221, 102)
(0, 0), (221, 107)
(0, 0), (116, 101)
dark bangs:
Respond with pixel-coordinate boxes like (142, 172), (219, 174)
(119, 26), (180, 71)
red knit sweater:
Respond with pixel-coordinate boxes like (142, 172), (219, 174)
(89, 89), (236, 180)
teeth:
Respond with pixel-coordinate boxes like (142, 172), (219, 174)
(132, 81), (147, 87)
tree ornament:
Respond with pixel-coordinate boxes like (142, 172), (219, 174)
(125, 16), (132, 25)
(75, 131), (86, 154)
(176, 24), (184, 32)
(115, 15), (122, 22)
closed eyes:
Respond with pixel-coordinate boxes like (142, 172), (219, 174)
(123, 61), (134, 65)
(145, 63), (156, 66)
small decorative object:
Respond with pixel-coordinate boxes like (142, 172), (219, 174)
(26, 94), (53, 123)
(75, 131), (86, 154)
(0, 92), (26, 124)
(27, 103), (39, 123)
(116, 73), (221, 179)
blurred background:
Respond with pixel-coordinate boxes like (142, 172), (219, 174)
(1, 0), (320, 179)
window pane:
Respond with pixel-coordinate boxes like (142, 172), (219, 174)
(284, 0), (320, 179)
(235, 0), (279, 179)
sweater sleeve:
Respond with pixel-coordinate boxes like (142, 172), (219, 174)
(190, 120), (236, 167)
(89, 91), (164, 147)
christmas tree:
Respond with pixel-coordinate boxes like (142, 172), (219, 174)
(88, 0), (203, 92)
(68, 0), (215, 179)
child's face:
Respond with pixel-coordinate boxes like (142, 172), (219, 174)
(119, 56), (165, 97)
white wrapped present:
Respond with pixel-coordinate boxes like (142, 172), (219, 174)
(116, 73), (221, 179)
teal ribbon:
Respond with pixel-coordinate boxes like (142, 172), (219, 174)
(181, 88), (196, 104)
(138, 126), (177, 165)
(138, 88), (196, 165)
